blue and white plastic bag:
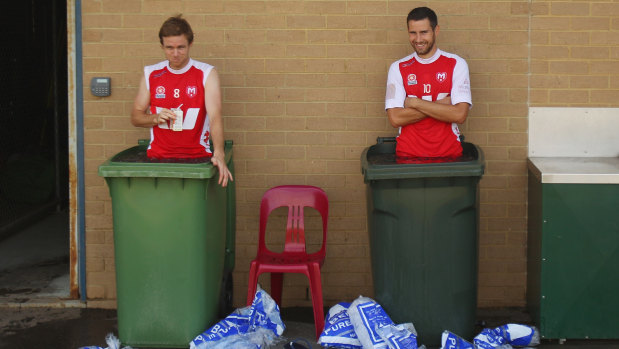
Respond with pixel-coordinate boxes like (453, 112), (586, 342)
(318, 302), (362, 348)
(247, 286), (286, 336)
(190, 306), (253, 348)
(473, 328), (511, 349)
(190, 286), (285, 349)
(347, 296), (395, 349)
(495, 324), (539, 347)
(376, 322), (418, 349)
(440, 331), (474, 349)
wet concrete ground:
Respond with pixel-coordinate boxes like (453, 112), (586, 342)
(0, 305), (319, 349)
(1, 304), (619, 349)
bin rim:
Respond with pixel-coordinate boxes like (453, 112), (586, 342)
(361, 141), (485, 182)
(98, 140), (233, 179)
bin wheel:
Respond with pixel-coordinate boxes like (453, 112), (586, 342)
(218, 272), (233, 318)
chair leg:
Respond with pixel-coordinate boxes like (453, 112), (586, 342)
(307, 264), (325, 340)
(270, 272), (283, 306)
(246, 262), (259, 306)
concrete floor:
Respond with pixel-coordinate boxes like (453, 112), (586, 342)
(1, 213), (619, 348)
(0, 210), (70, 304)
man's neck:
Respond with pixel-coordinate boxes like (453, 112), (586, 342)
(168, 58), (192, 72)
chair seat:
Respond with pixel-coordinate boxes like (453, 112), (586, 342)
(255, 253), (325, 267)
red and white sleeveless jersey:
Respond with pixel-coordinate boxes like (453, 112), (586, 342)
(385, 49), (472, 157)
(145, 58), (213, 159)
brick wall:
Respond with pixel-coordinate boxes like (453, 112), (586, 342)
(81, 0), (619, 308)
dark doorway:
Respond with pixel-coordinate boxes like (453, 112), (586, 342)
(0, 0), (69, 300)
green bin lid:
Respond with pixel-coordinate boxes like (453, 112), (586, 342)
(361, 139), (485, 181)
(98, 140), (233, 179)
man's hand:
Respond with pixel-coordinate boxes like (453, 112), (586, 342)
(131, 76), (178, 127)
(211, 151), (233, 187)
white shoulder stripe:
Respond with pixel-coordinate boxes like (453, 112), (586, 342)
(144, 61), (168, 91)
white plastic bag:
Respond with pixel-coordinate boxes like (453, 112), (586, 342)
(318, 302), (362, 348)
(440, 330), (474, 349)
(190, 285), (285, 349)
(347, 296), (395, 349)
(78, 333), (132, 349)
(376, 322), (418, 349)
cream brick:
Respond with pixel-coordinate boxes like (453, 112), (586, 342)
(308, 30), (347, 44)
(346, 117), (387, 131)
(246, 43), (286, 58)
(225, 87), (266, 102)
(432, 2), (471, 16)
(287, 15), (326, 29)
(305, 88), (346, 102)
(286, 159), (327, 174)
(328, 15), (369, 30)
(592, 2), (619, 16)
(225, 30), (266, 44)
(225, 116), (266, 131)
(571, 46), (610, 60)
(307, 146), (345, 160)
(306, 116), (346, 131)
(265, 116), (305, 130)
(550, 32), (590, 46)
(304, 1), (346, 15)
(590, 61), (619, 74)
(348, 30), (388, 44)
(548, 89), (590, 104)
(246, 159), (286, 174)
(102, 0), (140, 13)
(246, 131), (286, 145)
(347, 1), (387, 15)
(590, 90), (619, 104)
(531, 16), (571, 30)
(509, 89), (528, 103)
(267, 145), (306, 160)
(82, 0), (102, 13)
(267, 30), (307, 43)
(305, 59), (347, 73)
(87, 285), (105, 299)
(265, 88), (305, 102)
(551, 2), (590, 16)
(367, 44), (408, 59)
(511, 2), (529, 16)
(286, 103), (326, 116)
(286, 131), (328, 145)
(470, 31), (527, 45)
(569, 76), (609, 89)
(245, 15), (286, 29)
(444, 16), (489, 30)
(223, 1), (266, 14)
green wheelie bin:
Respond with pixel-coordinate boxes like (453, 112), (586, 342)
(361, 137), (485, 347)
(98, 140), (235, 348)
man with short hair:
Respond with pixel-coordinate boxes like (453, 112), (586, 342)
(131, 15), (232, 186)
(385, 7), (472, 158)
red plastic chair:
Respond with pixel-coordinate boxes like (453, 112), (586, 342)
(246, 185), (329, 340)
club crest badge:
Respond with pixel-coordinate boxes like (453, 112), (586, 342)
(186, 86), (197, 98)
(407, 74), (417, 86)
(155, 86), (166, 99)
(436, 72), (447, 83)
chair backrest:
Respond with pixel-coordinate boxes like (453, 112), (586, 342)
(258, 185), (329, 259)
